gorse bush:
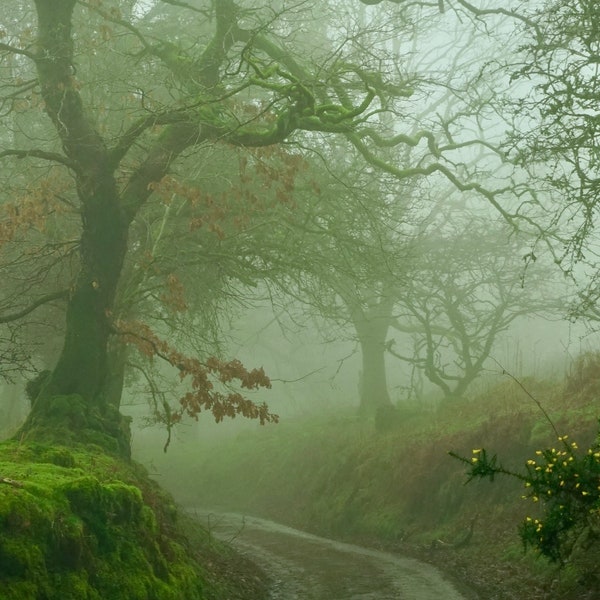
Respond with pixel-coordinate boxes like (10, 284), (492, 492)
(451, 425), (600, 564)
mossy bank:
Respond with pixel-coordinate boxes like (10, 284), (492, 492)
(141, 371), (600, 600)
(0, 439), (268, 600)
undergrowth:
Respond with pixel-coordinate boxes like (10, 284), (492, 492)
(140, 357), (600, 600)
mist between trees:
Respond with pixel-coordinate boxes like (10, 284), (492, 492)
(0, 0), (598, 453)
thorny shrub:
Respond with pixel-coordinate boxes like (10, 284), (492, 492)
(451, 428), (600, 563)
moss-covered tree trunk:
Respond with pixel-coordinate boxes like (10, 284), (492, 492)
(20, 2), (209, 456)
(19, 1), (131, 453)
(21, 173), (132, 453)
(45, 179), (128, 402)
(30, 0), (125, 401)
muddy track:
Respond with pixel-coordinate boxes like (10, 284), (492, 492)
(187, 510), (472, 600)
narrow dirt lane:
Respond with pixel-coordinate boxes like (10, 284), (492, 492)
(188, 510), (472, 600)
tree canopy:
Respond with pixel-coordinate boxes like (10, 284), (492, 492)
(0, 0), (590, 453)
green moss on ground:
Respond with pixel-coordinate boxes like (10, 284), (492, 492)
(0, 440), (268, 600)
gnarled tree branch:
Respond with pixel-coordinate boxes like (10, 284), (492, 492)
(0, 290), (69, 324)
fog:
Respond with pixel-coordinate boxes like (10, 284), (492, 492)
(1, 0), (600, 597)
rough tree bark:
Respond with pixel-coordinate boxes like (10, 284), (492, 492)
(29, 1), (124, 399)
(15, 1), (132, 452)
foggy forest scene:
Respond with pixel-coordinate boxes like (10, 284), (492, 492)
(1, 0), (600, 598)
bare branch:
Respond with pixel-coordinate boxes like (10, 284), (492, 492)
(0, 148), (78, 171)
(0, 42), (37, 60)
(451, 0), (540, 36)
(77, 0), (153, 51)
(108, 111), (194, 168)
(347, 132), (515, 222)
(359, 0), (540, 36)
(159, 0), (209, 14)
(108, 82), (254, 166)
(0, 290), (69, 324)
(33, 0), (108, 169)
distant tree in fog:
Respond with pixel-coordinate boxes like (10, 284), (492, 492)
(389, 214), (567, 399)
(261, 143), (413, 416)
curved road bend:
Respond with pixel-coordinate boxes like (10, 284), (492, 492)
(187, 510), (472, 600)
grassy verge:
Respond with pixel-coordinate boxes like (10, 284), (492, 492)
(144, 369), (600, 599)
(0, 439), (268, 600)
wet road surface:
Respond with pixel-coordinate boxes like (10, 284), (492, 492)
(188, 509), (470, 600)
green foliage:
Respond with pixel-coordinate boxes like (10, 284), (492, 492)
(452, 427), (600, 564)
